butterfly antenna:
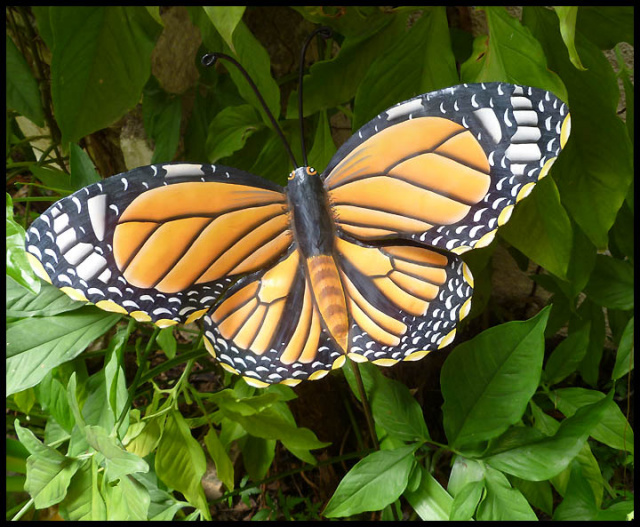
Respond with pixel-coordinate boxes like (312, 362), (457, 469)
(298, 26), (333, 167)
(202, 51), (299, 169)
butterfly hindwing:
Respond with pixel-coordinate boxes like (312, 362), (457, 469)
(324, 82), (571, 254)
(203, 248), (342, 386)
(25, 163), (292, 327)
(336, 238), (473, 365)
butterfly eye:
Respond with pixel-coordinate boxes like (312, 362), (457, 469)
(288, 171), (295, 180)
(306, 167), (317, 176)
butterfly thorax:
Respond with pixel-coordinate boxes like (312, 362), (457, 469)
(287, 166), (349, 352)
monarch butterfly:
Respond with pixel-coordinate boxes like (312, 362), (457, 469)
(24, 44), (570, 388)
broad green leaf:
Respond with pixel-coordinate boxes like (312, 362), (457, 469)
(441, 307), (550, 448)
(404, 465), (454, 521)
(461, 7), (567, 102)
(35, 372), (75, 433)
(15, 419), (81, 509)
(573, 299), (606, 386)
(58, 457), (106, 521)
(307, 110), (336, 173)
(155, 410), (208, 516)
(6, 307), (121, 396)
(220, 405), (328, 464)
(206, 104), (262, 163)
(104, 471), (151, 521)
(28, 165), (74, 194)
(142, 76), (182, 164)
(543, 320), (591, 385)
(556, 220), (597, 300)
(500, 175), (573, 280)
(612, 316), (634, 380)
(449, 479), (484, 521)
(50, 6), (161, 144)
(104, 326), (130, 434)
(353, 7), (458, 130)
(524, 6), (633, 249)
(69, 143), (101, 190)
(84, 425), (149, 482)
(222, 20), (280, 124)
(286, 12), (408, 119)
(203, 6), (245, 53)
(240, 435), (275, 482)
(323, 444), (419, 517)
(292, 6), (394, 38)
(7, 194), (41, 295)
(156, 327), (177, 359)
(511, 477), (554, 516)
(576, 6), (634, 49)
(6, 275), (83, 319)
(370, 374), (430, 442)
(551, 387), (634, 455)
(204, 428), (235, 491)
(447, 456), (485, 497)
(552, 460), (598, 521)
(584, 254), (633, 310)
(13, 387), (36, 415)
(6, 33), (45, 126)
(123, 415), (165, 459)
(476, 465), (537, 521)
(484, 392), (611, 480)
(554, 7), (586, 70)
(595, 500), (636, 522)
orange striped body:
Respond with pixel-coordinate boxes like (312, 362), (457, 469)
(306, 254), (349, 352)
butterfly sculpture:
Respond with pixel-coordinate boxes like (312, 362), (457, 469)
(24, 39), (571, 388)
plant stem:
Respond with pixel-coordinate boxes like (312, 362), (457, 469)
(348, 359), (379, 451)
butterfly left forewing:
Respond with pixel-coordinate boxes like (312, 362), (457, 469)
(25, 163), (293, 327)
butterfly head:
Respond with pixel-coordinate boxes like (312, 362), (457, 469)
(288, 166), (317, 181)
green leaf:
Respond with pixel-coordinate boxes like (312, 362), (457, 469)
(543, 320), (591, 385)
(484, 392), (612, 480)
(323, 444), (419, 517)
(142, 76), (182, 164)
(552, 460), (598, 521)
(35, 372), (75, 433)
(69, 144), (101, 190)
(476, 465), (538, 521)
(84, 425), (149, 482)
(123, 414), (165, 459)
(353, 7), (458, 130)
(206, 104), (262, 163)
(584, 254), (633, 310)
(155, 410), (208, 516)
(449, 479), (484, 521)
(15, 419), (81, 509)
(554, 7), (586, 70)
(499, 175), (573, 280)
(511, 477), (554, 516)
(612, 316), (634, 380)
(7, 194), (41, 295)
(574, 299), (605, 387)
(575, 6), (634, 49)
(6, 33), (45, 126)
(203, 428), (235, 491)
(50, 6), (161, 144)
(461, 7), (567, 102)
(524, 6), (633, 250)
(551, 387), (634, 455)
(58, 457), (107, 521)
(104, 471), (151, 520)
(370, 374), (430, 442)
(286, 12), (408, 119)
(156, 327), (177, 360)
(307, 111), (336, 173)
(441, 306), (550, 449)
(404, 465), (454, 521)
(7, 275), (83, 319)
(203, 6), (246, 53)
(220, 405), (328, 465)
(221, 20), (280, 124)
(240, 435), (275, 482)
(28, 165), (74, 194)
(6, 307), (121, 396)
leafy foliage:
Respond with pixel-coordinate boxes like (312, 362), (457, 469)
(6, 6), (633, 521)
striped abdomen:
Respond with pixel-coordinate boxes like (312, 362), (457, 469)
(306, 254), (349, 352)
